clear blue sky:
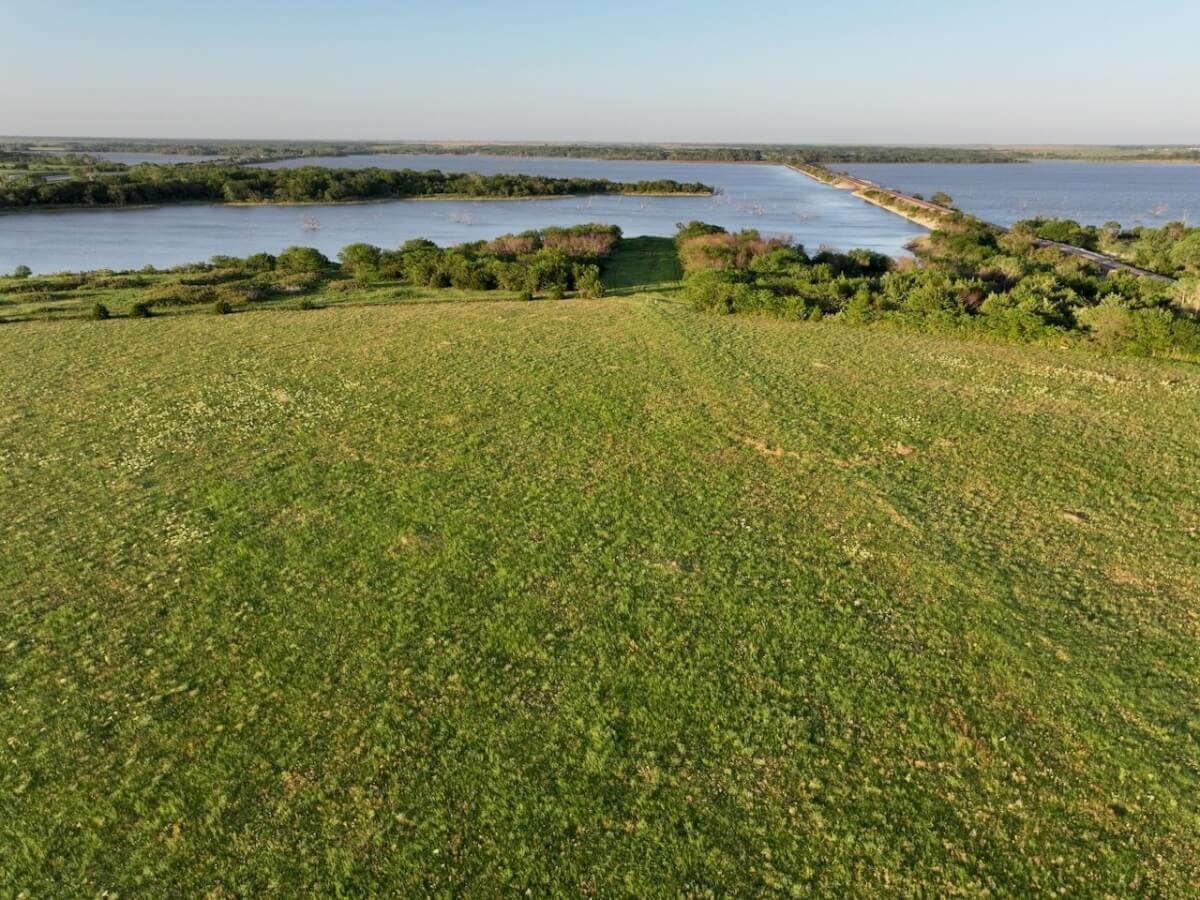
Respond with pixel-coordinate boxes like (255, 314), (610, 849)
(2, 0), (1197, 144)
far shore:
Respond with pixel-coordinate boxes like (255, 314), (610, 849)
(0, 190), (715, 216)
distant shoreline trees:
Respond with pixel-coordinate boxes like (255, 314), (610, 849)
(0, 165), (713, 210)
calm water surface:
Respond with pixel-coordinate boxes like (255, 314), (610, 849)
(2, 157), (924, 274)
(840, 161), (1200, 228)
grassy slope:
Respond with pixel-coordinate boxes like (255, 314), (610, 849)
(1, 298), (1198, 895)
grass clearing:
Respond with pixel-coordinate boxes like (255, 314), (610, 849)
(601, 236), (682, 293)
(1, 296), (1198, 894)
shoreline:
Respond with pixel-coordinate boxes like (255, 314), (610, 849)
(0, 189), (715, 216)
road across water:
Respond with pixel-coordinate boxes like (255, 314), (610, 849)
(791, 166), (1174, 282)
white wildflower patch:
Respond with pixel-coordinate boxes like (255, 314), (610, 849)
(114, 375), (343, 475)
(843, 541), (875, 562)
(162, 509), (211, 550)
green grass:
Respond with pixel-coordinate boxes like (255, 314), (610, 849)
(2, 296), (1199, 895)
(602, 236), (682, 292)
(0, 272), (504, 324)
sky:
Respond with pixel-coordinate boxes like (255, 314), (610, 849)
(2, 0), (1198, 145)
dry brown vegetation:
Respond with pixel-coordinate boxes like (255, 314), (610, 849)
(677, 231), (789, 272)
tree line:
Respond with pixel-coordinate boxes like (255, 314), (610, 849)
(0, 224), (626, 320)
(677, 219), (1200, 358)
(0, 165), (712, 209)
(4, 141), (1028, 166)
(1013, 218), (1200, 280)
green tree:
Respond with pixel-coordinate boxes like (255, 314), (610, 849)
(12, 264), (31, 279)
(244, 253), (276, 272)
(276, 246), (330, 274)
(338, 243), (383, 279)
(931, 192), (954, 207)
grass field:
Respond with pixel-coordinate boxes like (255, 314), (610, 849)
(2, 294), (1199, 895)
(600, 236), (683, 292)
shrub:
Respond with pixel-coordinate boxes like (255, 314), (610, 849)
(541, 224), (622, 259)
(574, 265), (605, 299)
(675, 221), (727, 245)
(526, 248), (572, 291)
(516, 290), (534, 302)
(337, 243), (383, 279)
(89, 302), (111, 320)
(276, 246), (330, 274)
(841, 290), (875, 325)
(12, 265), (32, 279)
(244, 252), (277, 272)
(180, 270), (243, 286)
(91, 274), (150, 289)
(143, 284), (217, 307)
(130, 301), (152, 318)
(1172, 278), (1200, 314)
(212, 299), (233, 315)
(684, 269), (741, 314)
(218, 282), (269, 303)
(546, 284), (565, 301)
(295, 297), (318, 310)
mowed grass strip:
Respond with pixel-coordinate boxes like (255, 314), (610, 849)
(1, 297), (1198, 895)
(601, 236), (682, 292)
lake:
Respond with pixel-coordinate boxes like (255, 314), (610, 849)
(839, 161), (1200, 228)
(1, 158), (925, 274)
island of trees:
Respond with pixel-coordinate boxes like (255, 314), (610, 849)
(0, 164), (713, 209)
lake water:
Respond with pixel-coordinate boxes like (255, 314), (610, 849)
(1, 158), (925, 274)
(840, 161), (1200, 228)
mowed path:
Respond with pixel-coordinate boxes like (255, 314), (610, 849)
(2, 298), (1198, 895)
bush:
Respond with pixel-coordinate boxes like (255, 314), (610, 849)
(218, 282), (269, 303)
(516, 290), (534, 302)
(574, 265), (605, 299)
(841, 290), (875, 325)
(143, 284), (217, 307)
(546, 284), (564, 301)
(337, 243), (383, 279)
(130, 301), (152, 318)
(244, 252), (277, 272)
(12, 265), (33, 279)
(212, 299), (233, 315)
(89, 302), (111, 320)
(91, 274), (150, 289)
(295, 297), (318, 310)
(276, 246), (331, 274)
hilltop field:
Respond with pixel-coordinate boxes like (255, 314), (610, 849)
(2, 247), (1199, 894)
